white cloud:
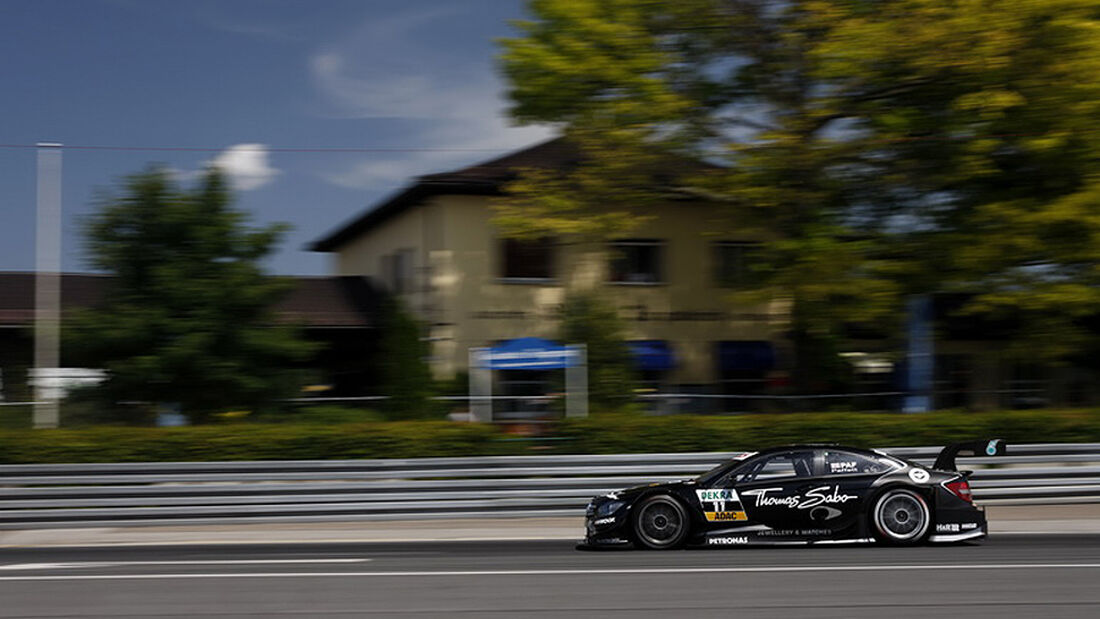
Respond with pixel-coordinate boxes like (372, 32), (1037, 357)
(309, 51), (501, 121)
(308, 9), (554, 191)
(209, 144), (280, 191)
(322, 111), (553, 191)
(324, 157), (422, 190)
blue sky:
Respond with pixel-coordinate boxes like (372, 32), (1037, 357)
(0, 0), (552, 275)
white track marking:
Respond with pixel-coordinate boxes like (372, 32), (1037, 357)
(0, 558), (371, 571)
(0, 536), (580, 549)
(0, 563), (1097, 580)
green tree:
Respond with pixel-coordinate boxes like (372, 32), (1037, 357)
(498, 0), (1100, 370)
(559, 293), (637, 411)
(70, 168), (315, 423)
(375, 296), (437, 419)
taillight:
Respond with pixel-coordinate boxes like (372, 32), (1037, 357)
(945, 479), (973, 503)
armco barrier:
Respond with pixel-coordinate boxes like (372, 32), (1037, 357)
(0, 443), (1098, 528)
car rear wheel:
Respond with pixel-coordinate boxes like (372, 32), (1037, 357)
(871, 488), (931, 545)
(632, 495), (689, 550)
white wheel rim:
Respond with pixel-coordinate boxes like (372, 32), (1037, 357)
(875, 491), (929, 541)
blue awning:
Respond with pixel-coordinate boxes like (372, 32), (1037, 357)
(628, 340), (676, 371)
(476, 337), (579, 370)
(718, 341), (776, 372)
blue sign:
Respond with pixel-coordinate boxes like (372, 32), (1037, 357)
(476, 337), (579, 370)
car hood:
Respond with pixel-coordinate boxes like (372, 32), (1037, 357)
(612, 479), (695, 500)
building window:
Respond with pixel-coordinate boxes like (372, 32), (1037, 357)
(501, 237), (555, 280)
(610, 239), (663, 284)
(714, 241), (760, 288)
(379, 248), (415, 293)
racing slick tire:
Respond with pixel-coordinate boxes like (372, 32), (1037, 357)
(870, 488), (931, 545)
(632, 495), (689, 550)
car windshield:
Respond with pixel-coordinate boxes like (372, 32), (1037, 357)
(695, 452), (755, 482)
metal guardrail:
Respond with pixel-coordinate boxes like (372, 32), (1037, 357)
(1, 443), (1098, 529)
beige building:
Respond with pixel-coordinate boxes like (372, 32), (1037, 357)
(310, 138), (1100, 411)
(312, 139), (786, 397)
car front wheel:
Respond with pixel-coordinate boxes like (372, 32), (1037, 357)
(632, 495), (689, 550)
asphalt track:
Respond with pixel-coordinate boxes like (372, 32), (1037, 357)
(0, 535), (1097, 618)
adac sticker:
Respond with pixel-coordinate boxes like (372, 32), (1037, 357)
(704, 511), (748, 522)
(908, 468), (930, 483)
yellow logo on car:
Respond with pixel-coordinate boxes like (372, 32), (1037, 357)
(704, 511), (747, 522)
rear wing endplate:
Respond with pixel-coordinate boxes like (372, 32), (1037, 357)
(933, 439), (1006, 471)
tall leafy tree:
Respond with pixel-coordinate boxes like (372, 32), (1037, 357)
(375, 296), (437, 419)
(498, 0), (1100, 370)
(71, 168), (315, 423)
(559, 293), (638, 411)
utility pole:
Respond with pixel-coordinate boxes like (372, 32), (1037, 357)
(34, 142), (62, 429)
(902, 294), (934, 413)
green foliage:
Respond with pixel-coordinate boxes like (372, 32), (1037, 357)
(559, 293), (638, 410)
(58, 386), (154, 426)
(555, 409), (1100, 454)
(277, 405), (385, 425)
(498, 0), (1100, 364)
(69, 168), (316, 423)
(2, 409), (1099, 463)
(0, 421), (517, 463)
(789, 306), (857, 399)
(0, 405), (30, 429)
(376, 297), (438, 420)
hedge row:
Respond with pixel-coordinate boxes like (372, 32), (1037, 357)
(0, 421), (517, 464)
(0, 409), (1098, 463)
(554, 409), (1100, 454)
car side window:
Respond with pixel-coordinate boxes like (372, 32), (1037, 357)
(734, 451), (814, 484)
(822, 450), (894, 475)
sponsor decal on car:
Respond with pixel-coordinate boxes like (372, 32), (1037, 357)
(593, 517), (616, 526)
(809, 506), (843, 521)
(829, 461), (858, 473)
(696, 488), (743, 513)
(704, 511), (748, 522)
(757, 528), (832, 537)
(742, 486), (858, 510)
(908, 468), (931, 483)
(707, 536), (749, 545)
(936, 522), (980, 533)
(697, 489), (738, 502)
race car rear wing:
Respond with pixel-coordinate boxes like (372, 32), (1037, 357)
(933, 439), (1006, 471)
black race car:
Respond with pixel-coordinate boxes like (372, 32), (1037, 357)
(583, 439), (1005, 549)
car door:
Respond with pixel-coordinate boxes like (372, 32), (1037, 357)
(812, 449), (899, 529)
(732, 450), (821, 531)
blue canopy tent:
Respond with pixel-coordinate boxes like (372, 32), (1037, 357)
(477, 337), (580, 370)
(468, 337), (587, 421)
(627, 340), (676, 372)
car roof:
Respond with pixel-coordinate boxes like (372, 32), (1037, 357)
(751, 444), (879, 456)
